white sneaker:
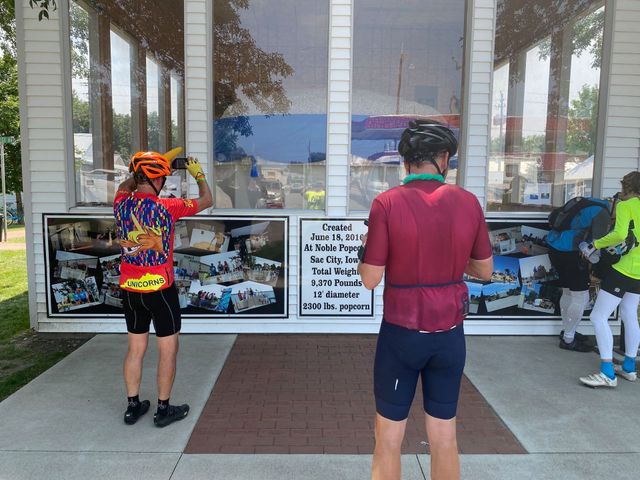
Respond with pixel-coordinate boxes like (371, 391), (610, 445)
(579, 372), (617, 388)
(614, 364), (637, 382)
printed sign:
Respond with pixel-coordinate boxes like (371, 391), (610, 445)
(299, 218), (373, 317)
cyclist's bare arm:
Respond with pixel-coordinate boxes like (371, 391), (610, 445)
(358, 262), (384, 290)
(116, 177), (136, 195)
(195, 177), (213, 213)
(465, 257), (493, 281)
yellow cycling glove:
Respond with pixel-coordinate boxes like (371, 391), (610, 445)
(185, 157), (206, 182)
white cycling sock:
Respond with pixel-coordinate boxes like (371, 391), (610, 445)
(559, 288), (570, 321)
(562, 290), (589, 342)
(590, 290), (621, 360)
(619, 292), (640, 358)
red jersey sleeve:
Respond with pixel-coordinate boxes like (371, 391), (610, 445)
(363, 198), (389, 266)
(158, 197), (199, 221)
(113, 191), (129, 206)
(470, 199), (492, 260)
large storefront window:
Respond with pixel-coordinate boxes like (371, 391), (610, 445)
(212, 0), (329, 210)
(110, 28), (133, 173)
(146, 56), (160, 153)
(69, 0), (185, 206)
(488, 1), (605, 212)
(349, 0), (466, 211)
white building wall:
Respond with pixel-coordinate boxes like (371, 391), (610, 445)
(16, 2), (69, 329)
(460, 0), (496, 206)
(17, 0), (636, 334)
(185, 0), (210, 189)
(601, 0), (640, 196)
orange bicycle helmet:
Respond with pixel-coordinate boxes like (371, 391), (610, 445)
(129, 151), (171, 179)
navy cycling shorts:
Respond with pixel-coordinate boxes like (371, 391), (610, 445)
(374, 320), (466, 421)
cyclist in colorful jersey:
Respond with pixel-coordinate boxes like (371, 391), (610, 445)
(114, 151), (212, 426)
(358, 121), (493, 480)
(578, 171), (640, 388)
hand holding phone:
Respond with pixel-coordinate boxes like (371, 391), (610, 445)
(171, 157), (188, 170)
(185, 157), (206, 182)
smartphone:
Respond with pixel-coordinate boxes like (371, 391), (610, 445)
(171, 157), (188, 170)
(364, 220), (369, 226)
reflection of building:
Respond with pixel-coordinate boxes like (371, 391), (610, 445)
(563, 156), (594, 201)
(18, 0), (640, 335)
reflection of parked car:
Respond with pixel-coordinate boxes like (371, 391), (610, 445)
(289, 181), (304, 193)
(256, 180), (284, 208)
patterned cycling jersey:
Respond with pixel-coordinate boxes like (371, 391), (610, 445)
(114, 192), (198, 293)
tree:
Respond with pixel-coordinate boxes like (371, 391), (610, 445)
(0, 0), (22, 216)
(72, 91), (90, 133)
(566, 84), (599, 156)
(69, 1), (88, 78)
(538, 8), (605, 70)
(0, 0), (16, 54)
(213, 0), (294, 158)
(28, 0), (56, 21)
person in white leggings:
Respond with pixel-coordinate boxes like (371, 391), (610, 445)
(579, 172), (640, 388)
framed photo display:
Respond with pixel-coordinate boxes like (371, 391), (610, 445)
(467, 217), (612, 320)
(44, 214), (288, 318)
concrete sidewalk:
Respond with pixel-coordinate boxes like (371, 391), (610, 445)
(0, 334), (639, 479)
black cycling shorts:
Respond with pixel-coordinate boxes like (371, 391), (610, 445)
(548, 248), (590, 291)
(122, 284), (182, 337)
(601, 268), (640, 298)
(374, 320), (465, 421)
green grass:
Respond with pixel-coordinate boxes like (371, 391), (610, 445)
(0, 249), (29, 339)
(0, 248), (92, 401)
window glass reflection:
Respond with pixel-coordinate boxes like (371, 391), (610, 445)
(488, 1), (605, 211)
(146, 56), (160, 153)
(349, 0), (465, 211)
(69, 0), (185, 206)
(171, 75), (184, 150)
(110, 28), (133, 174)
(212, 0), (329, 209)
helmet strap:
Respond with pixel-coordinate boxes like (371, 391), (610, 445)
(146, 176), (166, 196)
(429, 158), (444, 177)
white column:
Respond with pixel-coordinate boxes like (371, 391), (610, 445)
(459, 0), (497, 208)
(600, 0), (640, 197)
(326, 0), (353, 217)
(184, 0), (211, 201)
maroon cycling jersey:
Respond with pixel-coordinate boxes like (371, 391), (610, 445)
(364, 180), (491, 332)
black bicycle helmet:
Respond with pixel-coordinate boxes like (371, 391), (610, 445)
(398, 120), (458, 176)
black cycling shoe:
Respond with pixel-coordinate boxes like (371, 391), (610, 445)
(124, 400), (150, 425)
(153, 403), (190, 428)
(559, 337), (593, 352)
(559, 330), (589, 343)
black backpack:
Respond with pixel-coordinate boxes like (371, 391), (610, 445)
(548, 197), (608, 231)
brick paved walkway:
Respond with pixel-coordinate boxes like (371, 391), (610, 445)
(186, 335), (526, 455)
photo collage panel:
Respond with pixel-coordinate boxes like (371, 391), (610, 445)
(45, 215), (288, 317)
(466, 221), (564, 317)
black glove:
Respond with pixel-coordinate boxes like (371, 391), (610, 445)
(357, 244), (367, 262)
